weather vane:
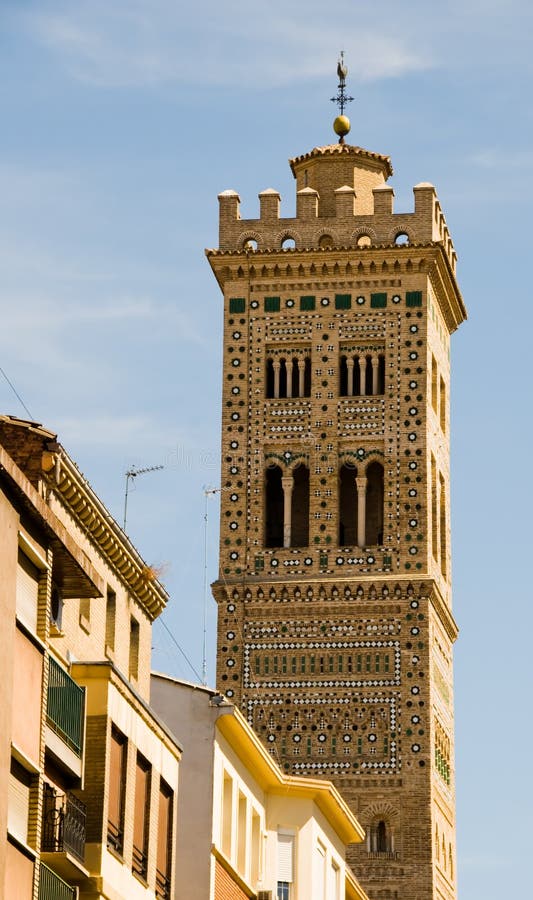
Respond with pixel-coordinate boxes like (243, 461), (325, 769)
(330, 51), (353, 143)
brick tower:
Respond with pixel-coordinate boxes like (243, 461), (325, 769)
(207, 88), (466, 899)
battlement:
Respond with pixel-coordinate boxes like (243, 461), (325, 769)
(218, 143), (457, 274)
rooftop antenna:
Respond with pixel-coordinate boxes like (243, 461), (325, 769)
(123, 464), (164, 532)
(330, 50), (354, 143)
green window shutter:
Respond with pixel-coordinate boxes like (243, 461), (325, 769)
(335, 294), (351, 310)
(264, 296), (280, 312)
(229, 297), (246, 313)
(370, 292), (387, 308)
(254, 556), (264, 571)
(300, 295), (316, 311)
(406, 291), (423, 307)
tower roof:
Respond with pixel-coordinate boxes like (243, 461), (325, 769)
(289, 143), (393, 179)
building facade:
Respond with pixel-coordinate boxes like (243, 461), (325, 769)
(0, 416), (181, 900)
(207, 135), (466, 900)
(151, 674), (369, 900)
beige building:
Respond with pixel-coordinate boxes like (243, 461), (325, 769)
(151, 674), (369, 900)
(0, 416), (181, 900)
(207, 120), (466, 898)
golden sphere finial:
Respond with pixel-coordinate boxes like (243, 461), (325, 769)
(334, 115), (351, 141)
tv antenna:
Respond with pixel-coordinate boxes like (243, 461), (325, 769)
(123, 464), (164, 532)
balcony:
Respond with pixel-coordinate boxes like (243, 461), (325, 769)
(38, 864), (77, 900)
(41, 784), (89, 881)
(47, 657), (85, 755)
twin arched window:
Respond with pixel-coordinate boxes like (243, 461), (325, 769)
(264, 461), (384, 549)
(340, 354), (385, 396)
(266, 357), (311, 399)
(368, 820), (393, 854)
(265, 465), (309, 548)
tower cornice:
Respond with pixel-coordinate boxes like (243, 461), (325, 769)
(206, 242), (466, 333)
(289, 143), (393, 179)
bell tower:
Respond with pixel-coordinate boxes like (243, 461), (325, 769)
(207, 60), (466, 900)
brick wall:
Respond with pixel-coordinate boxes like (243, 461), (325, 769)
(214, 859), (251, 900)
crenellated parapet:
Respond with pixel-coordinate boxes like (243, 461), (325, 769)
(218, 143), (457, 274)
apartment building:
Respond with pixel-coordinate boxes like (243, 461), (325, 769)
(0, 415), (181, 900)
(151, 675), (369, 900)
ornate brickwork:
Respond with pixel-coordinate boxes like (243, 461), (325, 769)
(209, 140), (466, 900)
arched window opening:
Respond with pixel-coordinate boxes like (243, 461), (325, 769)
(365, 462), (384, 546)
(377, 821), (388, 853)
(369, 820), (392, 854)
(279, 358), (288, 398)
(290, 358), (299, 398)
(357, 234), (371, 248)
(319, 234), (333, 249)
(266, 358), (275, 398)
(281, 237), (296, 249)
(265, 466), (283, 547)
(431, 454), (438, 561)
(339, 356), (348, 396)
(378, 354), (386, 394)
(291, 465), (309, 547)
(439, 474), (447, 578)
(303, 357), (311, 397)
(365, 356), (373, 395)
(395, 232), (409, 246)
(353, 359), (361, 396)
(243, 238), (258, 251)
(339, 464), (358, 546)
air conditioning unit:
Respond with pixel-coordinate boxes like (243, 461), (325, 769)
(257, 892), (272, 900)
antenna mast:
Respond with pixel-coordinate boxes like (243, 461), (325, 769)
(123, 464), (164, 532)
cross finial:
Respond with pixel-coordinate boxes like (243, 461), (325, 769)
(331, 51), (353, 116)
(330, 51), (353, 143)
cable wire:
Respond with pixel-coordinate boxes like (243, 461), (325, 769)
(157, 616), (204, 684)
(0, 365), (34, 420)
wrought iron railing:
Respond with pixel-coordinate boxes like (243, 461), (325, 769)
(42, 783), (86, 863)
(366, 850), (400, 859)
(47, 657), (85, 755)
(38, 863), (76, 900)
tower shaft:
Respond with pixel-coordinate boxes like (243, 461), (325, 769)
(208, 142), (466, 900)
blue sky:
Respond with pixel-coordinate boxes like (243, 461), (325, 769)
(1, 1), (531, 895)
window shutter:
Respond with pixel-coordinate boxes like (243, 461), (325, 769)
(108, 727), (127, 852)
(157, 780), (173, 880)
(277, 832), (294, 883)
(8, 764), (30, 842)
(230, 298), (246, 313)
(133, 754), (151, 876)
(370, 293), (387, 308)
(16, 550), (39, 633)
(406, 291), (422, 307)
(300, 295), (316, 311)
(264, 296), (281, 312)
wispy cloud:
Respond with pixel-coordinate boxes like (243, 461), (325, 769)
(470, 148), (533, 169)
(21, 0), (432, 88)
